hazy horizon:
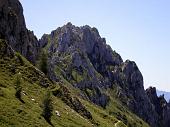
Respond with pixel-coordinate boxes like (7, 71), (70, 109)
(20, 0), (170, 91)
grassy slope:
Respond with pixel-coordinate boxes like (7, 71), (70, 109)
(0, 39), (149, 127)
(0, 48), (92, 127)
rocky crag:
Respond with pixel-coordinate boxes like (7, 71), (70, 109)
(0, 0), (170, 127)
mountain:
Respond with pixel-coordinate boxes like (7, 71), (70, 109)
(0, 0), (170, 127)
(38, 22), (170, 127)
(157, 90), (170, 102)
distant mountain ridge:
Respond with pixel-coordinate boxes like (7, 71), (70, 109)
(157, 90), (170, 102)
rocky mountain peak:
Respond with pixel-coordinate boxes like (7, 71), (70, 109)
(39, 23), (123, 80)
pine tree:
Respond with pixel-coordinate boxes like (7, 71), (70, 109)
(40, 51), (48, 74)
(15, 73), (24, 103)
(42, 91), (53, 125)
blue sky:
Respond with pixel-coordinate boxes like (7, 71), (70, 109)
(20, 0), (170, 91)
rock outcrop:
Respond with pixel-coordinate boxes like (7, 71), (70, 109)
(53, 85), (92, 120)
(0, 0), (39, 63)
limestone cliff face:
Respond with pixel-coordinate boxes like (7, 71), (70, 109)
(0, 0), (39, 63)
